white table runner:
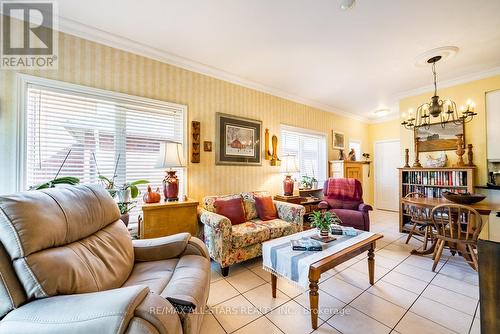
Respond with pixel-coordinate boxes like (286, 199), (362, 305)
(262, 229), (375, 288)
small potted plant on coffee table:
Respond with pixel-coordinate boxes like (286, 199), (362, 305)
(309, 210), (334, 238)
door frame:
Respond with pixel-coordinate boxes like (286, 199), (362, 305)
(374, 139), (401, 211)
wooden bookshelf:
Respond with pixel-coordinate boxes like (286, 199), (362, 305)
(398, 167), (475, 233)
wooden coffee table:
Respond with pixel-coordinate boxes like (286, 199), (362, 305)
(269, 233), (383, 330)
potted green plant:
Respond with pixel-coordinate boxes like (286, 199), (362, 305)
(311, 177), (318, 189)
(117, 202), (135, 227)
(309, 211), (334, 237)
(116, 180), (150, 203)
(301, 175), (313, 189)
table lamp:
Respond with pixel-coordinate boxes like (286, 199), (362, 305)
(155, 141), (186, 201)
(280, 154), (299, 196)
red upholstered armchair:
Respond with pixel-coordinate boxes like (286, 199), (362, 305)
(318, 178), (372, 231)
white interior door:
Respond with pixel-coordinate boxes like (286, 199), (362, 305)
(375, 140), (401, 211)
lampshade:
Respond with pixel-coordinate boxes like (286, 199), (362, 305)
(280, 154), (299, 174)
(155, 141), (186, 168)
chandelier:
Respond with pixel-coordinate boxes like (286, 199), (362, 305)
(401, 56), (477, 130)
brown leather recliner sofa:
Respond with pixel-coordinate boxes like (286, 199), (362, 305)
(0, 184), (210, 334)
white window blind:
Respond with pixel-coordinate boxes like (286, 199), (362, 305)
(25, 82), (186, 204)
(280, 126), (327, 184)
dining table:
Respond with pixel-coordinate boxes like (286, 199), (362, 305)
(400, 196), (500, 255)
(402, 190), (500, 334)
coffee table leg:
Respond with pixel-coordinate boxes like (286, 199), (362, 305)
(309, 279), (319, 330)
(368, 245), (375, 285)
(271, 273), (277, 298)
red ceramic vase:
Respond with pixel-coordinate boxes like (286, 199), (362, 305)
(283, 175), (294, 196)
(163, 171), (179, 201)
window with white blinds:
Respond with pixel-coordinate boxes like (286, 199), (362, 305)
(280, 126), (327, 184)
(24, 80), (187, 202)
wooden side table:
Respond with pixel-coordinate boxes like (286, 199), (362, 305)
(139, 199), (199, 239)
(274, 194), (323, 230)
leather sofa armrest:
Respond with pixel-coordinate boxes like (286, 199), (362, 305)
(133, 233), (191, 262)
(318, 201), (330, 210)
(180, 236), (210, 259)
(0, 286), (150, 334)
(358, 203), (373, 212)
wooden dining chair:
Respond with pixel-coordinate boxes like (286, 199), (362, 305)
(430, 204), (483, 272)
(404, 192), (433, 249)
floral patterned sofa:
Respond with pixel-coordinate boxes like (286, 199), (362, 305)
(199, 191), (305, 276)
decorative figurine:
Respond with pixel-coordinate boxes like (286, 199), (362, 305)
(413, 137), (422, 168)
(270, 134), (281, 166)
(338, 149), (345, 160)
(265, 128), (271, 160)
(348, 149), (356, 161)
(467, 144), (476, 167)
(191, 121), (200, 163)
(404, 148), (410, 167)
(453, 134), (466, 167)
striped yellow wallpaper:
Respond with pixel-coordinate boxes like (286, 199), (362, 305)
(0, 31), (372, 203)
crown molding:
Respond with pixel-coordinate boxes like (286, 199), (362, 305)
(368, 113), (401, 124)
(393, 66), (500, 101)
(55, 16), (369, 123)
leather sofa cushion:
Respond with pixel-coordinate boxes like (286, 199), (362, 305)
(124, 255), (210, 315)
(215, 197), (246, 225)
(0, 185), (120, 259)
(0, 243), (26, 318)
(254, 219), (295, 239)
(14, 220), (134, 298)
(254, 196), (277, 221)
(123, 259), (179, 294)
(160, 255), (210, 313)
(0, 185), (132, 299)
(231, 222), (271, 248)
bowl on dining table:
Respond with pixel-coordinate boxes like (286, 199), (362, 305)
(442, 191), (486, 205)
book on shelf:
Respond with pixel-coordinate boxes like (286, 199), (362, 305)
(291, 238), (323, 251)
(402, 170), (467, 187)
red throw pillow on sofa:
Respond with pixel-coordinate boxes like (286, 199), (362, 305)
(215, 197), (246, 225)
(254, 196), (277, 221)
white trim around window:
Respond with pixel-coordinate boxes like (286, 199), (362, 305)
(15, 73), (188, 194)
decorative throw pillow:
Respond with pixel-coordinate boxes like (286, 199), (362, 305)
(215, 197), (246, 225)
(254, 196), (277, 221)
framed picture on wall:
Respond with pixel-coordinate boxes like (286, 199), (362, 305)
(414, 121), (465, 152)
(216, 113), (262, 165)
(332, 131), (345, 150)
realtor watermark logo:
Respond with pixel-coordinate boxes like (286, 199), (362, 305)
(1, 1), (58, 69)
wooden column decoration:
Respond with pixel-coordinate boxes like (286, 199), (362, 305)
(453, 134), (466, 167)
(413, 137), (422, 168)
(265, 128), (271, 160)
(404, 148), (410, 167)
(467, 144), (476, 167)
(191, 121), (200, 163)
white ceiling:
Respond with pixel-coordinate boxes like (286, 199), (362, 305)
(55, 0), (500, 121)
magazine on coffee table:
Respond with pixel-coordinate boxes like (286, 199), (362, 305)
(291, 238), (323, 251)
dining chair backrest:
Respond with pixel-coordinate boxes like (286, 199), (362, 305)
(431, 204), (483, 242)
(404, 192), (429, 222)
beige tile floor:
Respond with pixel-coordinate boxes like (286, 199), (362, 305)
(202, 210), (481, 334)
